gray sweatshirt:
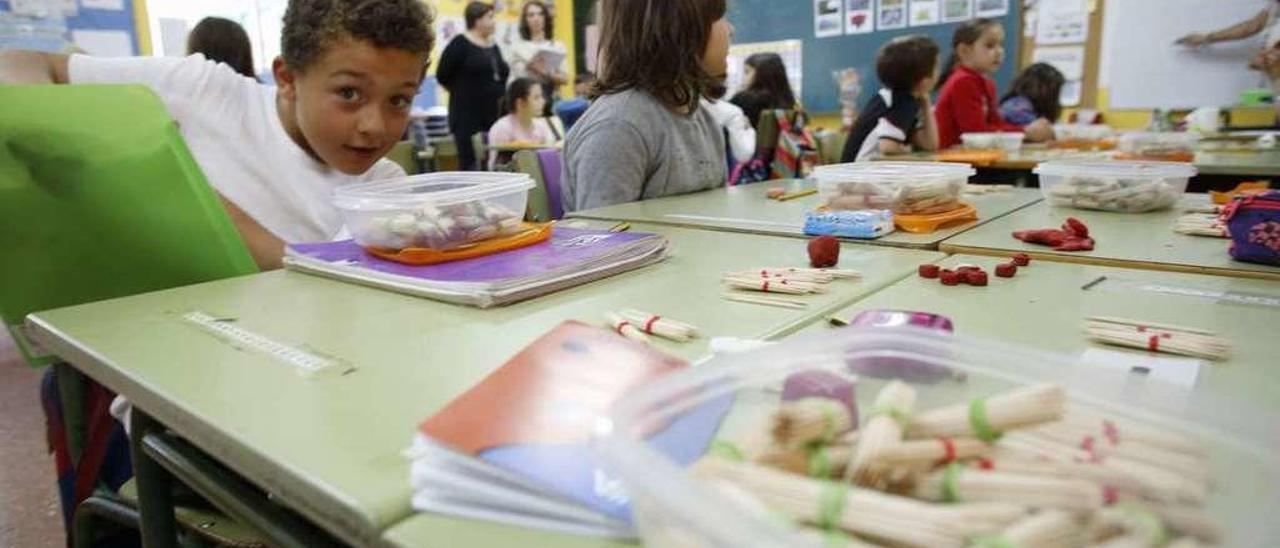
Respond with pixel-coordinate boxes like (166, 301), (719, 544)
(562, 89), (727, 212)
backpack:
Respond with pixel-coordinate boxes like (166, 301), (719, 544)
(770, 109), (821, 180)
(1224, 190), (1280, 265)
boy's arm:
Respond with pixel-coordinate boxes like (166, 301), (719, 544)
(0, 50), (70, 84)
(218, 195), (284, 270)
(911, 95), (940, 151)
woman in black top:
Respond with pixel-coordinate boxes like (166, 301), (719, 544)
(729, 52), (797, 128)
(436, 2), (510, 170)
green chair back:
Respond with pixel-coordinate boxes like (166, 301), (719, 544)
(0, 85), (258, 365)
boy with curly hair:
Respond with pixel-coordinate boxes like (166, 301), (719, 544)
(0, 0), (434, 269)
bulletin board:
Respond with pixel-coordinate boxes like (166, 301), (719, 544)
(1018, 0), (1104, 109)
(727, 0), (1022, 113)
(0, 0), (141, 56)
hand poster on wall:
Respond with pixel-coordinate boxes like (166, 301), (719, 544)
(844, 0), (874, 34)
(878, 0), (907, 30)
(909, 0), (940, 27)
(816, 0), (845, 38)
(942, 0), (973, 22)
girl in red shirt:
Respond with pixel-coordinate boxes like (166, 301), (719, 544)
(934, 18), (1053, 149)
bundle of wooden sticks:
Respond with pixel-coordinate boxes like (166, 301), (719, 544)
(1172, 213), (1229, 238)
(693, 381), (1220, 548)
(605, 309), (699, 344)
(1084, 316), (1231, 361)
(720, 267), (862, 309)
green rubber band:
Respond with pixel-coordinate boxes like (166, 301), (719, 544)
(869, 404), (912, 428)
(817, 481), (848, 530)
(808, 446), (832, 478)
(1116, 502), (1169, 546)
(821, 404), (838, 442)
(940, 462), (963, 503)
(970, 535), (1017, 548)
(968, 397), (1003, 442)
(709, 439), (745, 462)
(824, 527), (855, 547)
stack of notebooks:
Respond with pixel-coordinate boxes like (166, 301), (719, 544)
(283, 227), (669, 307)
(406, 321), (732, 537)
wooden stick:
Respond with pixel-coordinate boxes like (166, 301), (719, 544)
(846, 380), (916, 487)
(1025, 422), (1209, 483)
(777, 188), (819, 201)
(913, 465), (1104, 512)
(722, 292), (808, 309)
(1084, 319), (1231, 361)
(759, 267), (863, 279)
(908, 384), (1066, 441)
(771, 398), (855, 449)
(995, 510), (1084, 548)
(605, 312), (649, 344)
(756, 443), (854, 478)
(723, 275), (824, 295)
(999, 434), (1207, 505)
(616, 308), (698, 342)
(873, 437), (991, 467)
(1086, 316), (1218, 336)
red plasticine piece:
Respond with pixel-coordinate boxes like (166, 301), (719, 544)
(995, 263), (1017, 278)
(1063, 217), (1090, 238)
(1055, 238), (1095, 252)
(808, 235), (840, 267)
(965, 270), (988, 286)
(919, 264), (941, 278)
(1011, 252), (1031, 266)
(939, 270), (962, 286)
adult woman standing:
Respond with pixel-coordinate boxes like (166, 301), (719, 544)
(507, 0), (567, 115)
(437, 1), (510, 170)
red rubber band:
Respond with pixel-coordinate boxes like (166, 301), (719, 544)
(977, 458), (995, 470)
(762, 281), (770, 291)
(1080, 435), (1096, 452)
(1147, 335), (1160, 351)
(1102, 420), (1120, 445)
(643, 315), (661, 334)
(938, 437), (958, 464)
(615, 321), (632, 334)
(1103, 486), (1119, 505)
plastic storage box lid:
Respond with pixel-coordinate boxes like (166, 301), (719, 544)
(333, 172), (534, 211)
(813, 161), (976, 183)
(1033, 159), (1198, 179)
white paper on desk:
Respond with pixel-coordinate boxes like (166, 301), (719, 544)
(1080, 347), (1203, 388)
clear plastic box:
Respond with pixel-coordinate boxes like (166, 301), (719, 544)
(333, 172), (533, 250)
(597, 327), (1279, 547)
(961, 132), (1025, 152)
(1117, 132), (1201, 161)
(1053, 124), (1114, 142)
(813, 162), (975, 216)
(1035, 160), (1196, 213)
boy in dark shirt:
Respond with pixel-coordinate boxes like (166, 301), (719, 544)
(841, 35), (940, 162)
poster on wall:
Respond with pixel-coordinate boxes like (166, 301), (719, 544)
(975, 0), (1008, 17)
(942, 0), (972, 22)
(909, 0), (940, 26)
(816, 0), (845, 38)
(1035, 0), (1087, 45)
(845, 0), (874, 34)
(878, 0), (907, 30)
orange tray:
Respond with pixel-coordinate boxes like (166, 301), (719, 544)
(936, 149), (1007, 167)
(1210, 181), (1271, 204)
(365, 222), (553, 265)
(894, 203), (979, 234)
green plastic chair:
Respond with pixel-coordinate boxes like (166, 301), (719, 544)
(0, 84), (258, 365)
(0, 84), (263, 547)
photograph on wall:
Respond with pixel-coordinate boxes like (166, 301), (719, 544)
(877, 0), (907, 30)
(975, 0), (1008, 17)
(844, 0), (874, 34)
(942, 0), (972, 22)
(1035, 0), (1088, 45)
(816, 0), (845, 38)
(908, 0), (940, 26)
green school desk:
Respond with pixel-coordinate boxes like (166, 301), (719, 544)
(939, 197), (1280, 281)
(381, 514), (632, 548)
(880, 148), (1280, 177)
(805, 254), (1280, 415)
(567, 182), (1044, 250)
(26, 223), (942, 547)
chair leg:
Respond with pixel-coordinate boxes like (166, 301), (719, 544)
(130, 411), (178, 548)
(73, 494), (140, 548)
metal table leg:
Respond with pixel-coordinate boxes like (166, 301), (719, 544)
(129, 411), (178, 548)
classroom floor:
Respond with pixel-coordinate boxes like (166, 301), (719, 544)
(0, 329), (65, 548)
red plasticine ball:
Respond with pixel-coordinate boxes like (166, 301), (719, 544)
(808, 235), (840, 268)
(965, 270), (989, 286)
(939, 270), (962, 286)
(995, 263), (1018, 278)
(919, 264), (941, 278)
(1011, 253), (1031, 266)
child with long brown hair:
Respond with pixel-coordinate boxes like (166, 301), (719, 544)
(562, 0), (733, 211)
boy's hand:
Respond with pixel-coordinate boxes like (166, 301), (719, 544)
(1025, 118), (1054, 142)
(0, 51), (70, 84)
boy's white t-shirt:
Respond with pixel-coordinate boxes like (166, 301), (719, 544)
(68, 53), (405, 243)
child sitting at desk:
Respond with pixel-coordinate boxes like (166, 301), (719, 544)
(934, 18), (1053, 149)
(488, 77), (560, 169)
(561, 0), (732, 211)
(841, 35), (941, 162)
(0, 0), (433, 270)
(999, 62), (1065, 128)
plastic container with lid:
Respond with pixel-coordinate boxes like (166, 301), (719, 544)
(961, 132), (1025, 152)
(334, 172), (533, 250)
(1053, 124), (1114, 142)
(596, 327), (1279, 547)
(1035, 160), (1196, 213)
(1117, 132), (1201, 161)
(813, 162), (975, 216)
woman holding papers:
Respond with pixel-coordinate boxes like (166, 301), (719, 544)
(508, 0), (568, 115)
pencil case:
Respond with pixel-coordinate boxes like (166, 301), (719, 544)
(1224, 190), (1280, 265)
